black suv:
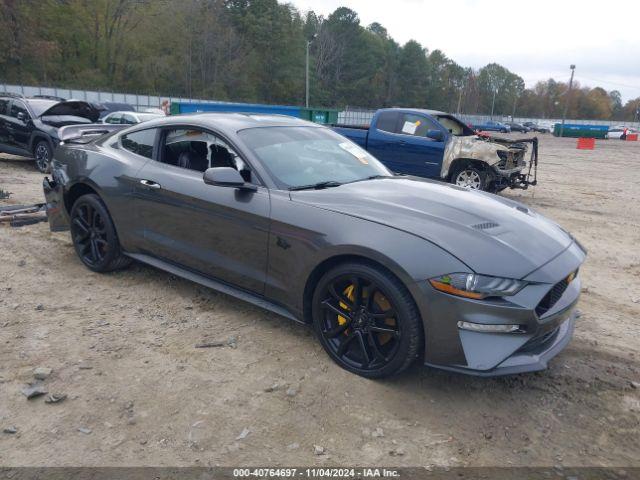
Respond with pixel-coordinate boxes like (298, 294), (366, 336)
(0, 93), (102, 172)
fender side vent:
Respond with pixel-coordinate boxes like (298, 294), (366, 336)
(472, 222), (500, 230)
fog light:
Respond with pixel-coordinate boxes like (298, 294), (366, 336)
(457, 321), (525, 333)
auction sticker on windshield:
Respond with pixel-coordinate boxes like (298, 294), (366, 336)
(339, 142), (369, 164)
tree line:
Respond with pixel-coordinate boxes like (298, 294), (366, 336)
(1, 0), (638, 121)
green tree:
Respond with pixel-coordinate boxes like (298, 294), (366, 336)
(396, 40), (429, 107)
(0, 0), (633, 120)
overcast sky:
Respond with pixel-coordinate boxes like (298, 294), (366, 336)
(286, 0), (640, 102)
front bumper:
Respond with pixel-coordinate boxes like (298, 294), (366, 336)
(425, 307), (576, 376)
(415, 241), (586, 376)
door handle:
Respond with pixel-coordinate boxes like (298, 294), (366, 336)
(140, 179), (161, 189)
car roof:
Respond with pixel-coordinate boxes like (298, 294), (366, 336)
(128, 112), (319, 135)
(106, 111), (160, 116)
(0, 95), (57, 105)
(379, 107), (446, 116)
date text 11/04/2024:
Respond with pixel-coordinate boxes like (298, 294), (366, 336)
(232, 468), (400, 478)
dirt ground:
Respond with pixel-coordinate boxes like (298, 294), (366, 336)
(1, 134), (639, 468)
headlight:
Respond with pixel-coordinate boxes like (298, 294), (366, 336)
(496, 150), (510, 161)
(429, 273), (527, 299)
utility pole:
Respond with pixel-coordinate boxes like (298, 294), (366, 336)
(305, 40), (310, 108)
(457, 73), (470, 115)
(456, 82), (464, 115)
(559, 64), (576, 138)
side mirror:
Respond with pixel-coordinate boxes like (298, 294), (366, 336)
(203, 167), (257, 191)
(17, 112), (27, 122)
(426, 129), (444, 141)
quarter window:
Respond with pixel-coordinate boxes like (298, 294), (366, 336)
(0, 99), (9, 115)
(122, 113), (137, 125)
(121, 129), (157, 158)
(105, 113), (122, 124)
(376, 111), (399, 133)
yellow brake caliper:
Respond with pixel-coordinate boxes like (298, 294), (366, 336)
(337, 285), (397, 345)
(337, 284), (355, 326)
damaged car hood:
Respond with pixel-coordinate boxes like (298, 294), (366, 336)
(441, 134), (516, 177)
(39, 101), (104, 123)
(290, 177), (572, 279)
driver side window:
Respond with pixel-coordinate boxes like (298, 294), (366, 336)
(397, 114), (440, 139)
(159, 128), (253, 182)
(10, 101), (29, 121)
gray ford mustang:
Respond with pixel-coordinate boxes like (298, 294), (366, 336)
(43, 113), (586, 378)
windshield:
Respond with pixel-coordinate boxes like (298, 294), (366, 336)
(239, 126), (391, 189)
(27, 99), (58, 117)
(435, 114), (474, 136)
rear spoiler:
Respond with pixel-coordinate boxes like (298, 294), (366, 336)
(58, 124), (127, 145)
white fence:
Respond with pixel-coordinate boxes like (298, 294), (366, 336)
(0, 83), (238, 112)
(3, 83), (638, 128)
(337, 107), (640, 129)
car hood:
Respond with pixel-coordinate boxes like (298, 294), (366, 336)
(39, 101), (104, 123)
(290, 178), (573, 279)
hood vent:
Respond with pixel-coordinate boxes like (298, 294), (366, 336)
(472, 221), (500, 231)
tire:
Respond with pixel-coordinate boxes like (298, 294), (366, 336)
(33, 139), (52, 173)
(451, 165), (488, 191)
(311, 262), (423, 378)
(500, 129), (508, 133)
(69, 194), (132, 273)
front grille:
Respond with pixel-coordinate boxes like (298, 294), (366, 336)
(535, 278), (570, 317)
(497, 149), (526, 170)
(514, 150), (525, 166)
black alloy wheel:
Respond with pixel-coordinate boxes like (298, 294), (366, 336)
(312, 263), (422, 378)
(70, 194), (131, 272)
(34, 140), (52, 173)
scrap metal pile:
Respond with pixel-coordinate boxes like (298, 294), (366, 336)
(0, 203), (47, 227)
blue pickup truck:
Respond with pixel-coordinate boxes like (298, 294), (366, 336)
(472, 120), (511, 133)
(332, 108), (536, 192)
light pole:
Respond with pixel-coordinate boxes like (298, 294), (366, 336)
(490, 87), (498, 119)
(305, 40), (310, 108)
(456, 78), (466, 115)
(511, 93), (519, 120)
(305, 35), (316, 108)
(559, 64), (576, 138)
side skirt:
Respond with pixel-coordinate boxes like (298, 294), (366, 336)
(125, 253), (303, 324)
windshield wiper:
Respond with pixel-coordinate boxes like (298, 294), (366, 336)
(289, 180), (343, 191)
(364, 174), (394, 180)
(344, 174), (394, 184)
